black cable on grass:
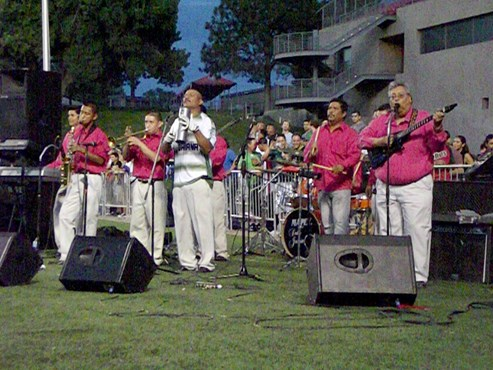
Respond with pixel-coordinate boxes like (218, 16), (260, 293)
(254, 301), (493, 330)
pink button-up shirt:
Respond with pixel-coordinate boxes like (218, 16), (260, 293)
(210, 135), (227, 181)
(126, 133), (167, 180)
(359, 108), (446, 185)
(303, 122), (360, 192)
(72, 124), (110, 175)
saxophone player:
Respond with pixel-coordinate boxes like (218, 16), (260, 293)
(57, 102), (110, 264)
(46, 106), (80, 253)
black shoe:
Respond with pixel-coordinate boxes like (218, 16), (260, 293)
(179, 266), (196, 272)
(198, 266), (212, 273)
(215, 255), (228, 262)
(416, 281), (427, 289)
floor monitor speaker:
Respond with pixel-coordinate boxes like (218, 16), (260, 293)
(307, 235), (417, 306)
(0, 232), (42, 286)
(59, 236), (156, 293)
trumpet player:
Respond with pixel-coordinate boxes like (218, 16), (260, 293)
(122, 112), (169, 265)
(58, 102), (110, 263)
(46, 106), (80, 252)
(162, 89), (216, 273)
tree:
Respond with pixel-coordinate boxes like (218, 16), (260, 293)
(0, 0), (189, 103)
(201, 0), (320, 111)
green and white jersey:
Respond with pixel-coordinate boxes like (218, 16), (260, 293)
(171, 112), (216, 187)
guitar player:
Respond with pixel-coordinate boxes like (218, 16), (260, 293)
(358, 81), (446, 288)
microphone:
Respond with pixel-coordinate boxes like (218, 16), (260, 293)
(393, 103), (400, 115)
(39, 144), (58, 162)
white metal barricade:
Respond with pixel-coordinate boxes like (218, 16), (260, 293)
(224, 169), (300, 232)
(433, 164), (472, 181)
(100, 171), (132, 216)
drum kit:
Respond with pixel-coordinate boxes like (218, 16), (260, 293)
(243, 150), (323, 262)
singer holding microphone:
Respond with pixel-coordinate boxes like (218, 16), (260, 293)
(122, 112), (169, 265)
(358, 81), (446, 287)
(57, 102), (110, 264)
(162, 89), (216, 272)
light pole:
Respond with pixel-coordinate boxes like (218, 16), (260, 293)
(41, 0), (51, 71)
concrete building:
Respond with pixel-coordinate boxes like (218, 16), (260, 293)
(273, 0), (493, 152)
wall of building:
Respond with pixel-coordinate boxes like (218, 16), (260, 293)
(396, 0), (493, 152)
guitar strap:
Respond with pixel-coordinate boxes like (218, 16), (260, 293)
(409, 109), (418, 128)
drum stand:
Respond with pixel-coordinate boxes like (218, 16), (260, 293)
(281, 168), (320, 270)
(249, 169), (283, 255)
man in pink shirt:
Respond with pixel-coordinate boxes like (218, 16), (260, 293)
(304, 98), (360, 235)
(47, 106), (80, 252)
(58, 102), (110, 263)
(359, 81), (446, 287)
(123, 112), (169, 265)
(209, 134), (229, 261)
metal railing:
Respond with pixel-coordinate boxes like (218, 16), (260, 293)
(100, 172), (132, 216)
(432, 164), (472, 182)
(274, 31), (318, 55)
(319, 0), (426, 28)
(274, 66), (370, 101)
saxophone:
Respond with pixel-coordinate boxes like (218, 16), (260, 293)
(61, 126), (75, 186)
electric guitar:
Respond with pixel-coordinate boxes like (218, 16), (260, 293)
(368, 103), (457, 169)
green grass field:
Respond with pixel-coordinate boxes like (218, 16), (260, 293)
(1, 226), (493, 369)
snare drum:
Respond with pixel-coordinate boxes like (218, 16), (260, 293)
(290, 178), (319, 210)
(282, 209), (322, 258)
(350, 194), (370, 211)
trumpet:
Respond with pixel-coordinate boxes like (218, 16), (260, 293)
(108, 128), (148, 147)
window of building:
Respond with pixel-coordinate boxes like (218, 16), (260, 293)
(421, 12), (493, 54)
(482, 97), (489, 110)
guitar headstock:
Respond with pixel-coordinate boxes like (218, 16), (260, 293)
(442, 103), (457, 113)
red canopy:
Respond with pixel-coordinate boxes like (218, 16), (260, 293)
(178, 75), (236, 101)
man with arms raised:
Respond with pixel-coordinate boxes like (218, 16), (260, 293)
(304, 98), (360, 235)
(359, 81), (446, 287)
(163, 90), (216, 272)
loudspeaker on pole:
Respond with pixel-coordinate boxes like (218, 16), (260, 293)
(307, 235), (417, 306)
(59, 236), (156, 293)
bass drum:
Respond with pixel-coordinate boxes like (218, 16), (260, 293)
(282, 209), (322, 258)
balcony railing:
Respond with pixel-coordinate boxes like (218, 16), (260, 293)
(320, 0), (426, 28)
(274, 31), (318, 56)
(275, 66), (393, 102)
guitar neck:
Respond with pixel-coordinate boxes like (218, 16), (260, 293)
(398, 115), (433, 138)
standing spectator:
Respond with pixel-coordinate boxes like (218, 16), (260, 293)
(302, 118), (313, 142)
(452, 135), (475, 165)
(266, 123), (278, 149)
(350, 110), (366, 133)
(304, 98), (360, 235)
(223, 138), (236, 171)
(281, 120), (293, 147)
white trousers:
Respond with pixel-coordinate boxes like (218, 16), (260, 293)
(58, 174), (103, 261)
(130, 180), (167, 265)
(376, 175), (433, 283)
(172, 179), (215, 271)
(212, 180), (229, 259)
(52, 184), (67, 249)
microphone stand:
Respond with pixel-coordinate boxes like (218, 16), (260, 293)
(143, 119), (171, 271)
(385, 109), (396, 236)
(81, 144), (91, 236)
(35, 144), (57, 250)
(216, 118), (262, 281)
